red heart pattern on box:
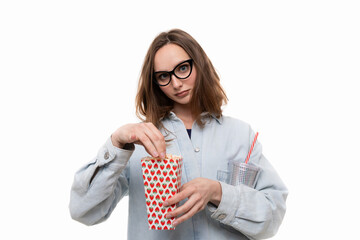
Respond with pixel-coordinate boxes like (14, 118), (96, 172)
(141, 154), (183, 230)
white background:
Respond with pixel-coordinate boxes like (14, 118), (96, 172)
(1, 0), (359, 239)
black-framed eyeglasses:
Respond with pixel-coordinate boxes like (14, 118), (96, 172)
(153, 59), (193, 87)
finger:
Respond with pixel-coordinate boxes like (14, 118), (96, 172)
(166, 195), (198, 219)
(142, 123), (166, 158)
(179, 181), (190, 191)
(173, 202), (203, 227)
(179, 177), (202, 191)
(164, 188), (191, 207)
(137, 123), (165, 157)
(134, 130), (160, 158)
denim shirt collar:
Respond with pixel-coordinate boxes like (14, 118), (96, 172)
(167, 111), (223, 125)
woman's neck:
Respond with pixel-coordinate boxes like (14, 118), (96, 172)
(173, 104), (195, 129)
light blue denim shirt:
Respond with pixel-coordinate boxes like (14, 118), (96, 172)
(69, 112), (288, 240)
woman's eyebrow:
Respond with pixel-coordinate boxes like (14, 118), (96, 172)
(155, 59), (188, 72)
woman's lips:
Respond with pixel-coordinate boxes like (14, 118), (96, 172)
(175, 90), (190, 97)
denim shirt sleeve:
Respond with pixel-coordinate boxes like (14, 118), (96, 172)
(69, 136), (134, 226)
(206, 130), (288, 240)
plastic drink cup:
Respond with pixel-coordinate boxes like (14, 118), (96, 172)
(229, 161), (260, 188)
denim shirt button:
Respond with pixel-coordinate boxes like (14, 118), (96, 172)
(194, 147), (200, 152)
(218, 214), (226, 220)
(104, 151), (110, 160)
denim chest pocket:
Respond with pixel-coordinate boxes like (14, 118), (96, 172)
(216, 169), (230, 183)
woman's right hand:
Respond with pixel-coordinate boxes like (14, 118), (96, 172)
(111, 122), (166, 158)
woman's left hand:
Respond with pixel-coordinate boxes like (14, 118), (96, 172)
(163, 177), (222, 227)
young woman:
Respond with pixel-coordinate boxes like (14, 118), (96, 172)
(69, 29), (288, 240)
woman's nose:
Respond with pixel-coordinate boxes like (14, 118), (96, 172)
(170, 74), (182, 88)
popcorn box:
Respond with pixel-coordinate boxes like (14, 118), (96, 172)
(141, 154), (183, 230)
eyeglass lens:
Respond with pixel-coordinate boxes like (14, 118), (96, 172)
(155, 60), (192, 86)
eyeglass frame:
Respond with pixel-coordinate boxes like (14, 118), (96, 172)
(153, 59), (194, 87)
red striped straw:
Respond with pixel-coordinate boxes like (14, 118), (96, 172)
(245, 132), (259, 164)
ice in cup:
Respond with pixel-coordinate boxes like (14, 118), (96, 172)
(141, 154), (183, 230)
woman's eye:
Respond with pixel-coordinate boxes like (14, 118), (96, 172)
(159, 73), (168, 80)
(179, 65), (188, 72)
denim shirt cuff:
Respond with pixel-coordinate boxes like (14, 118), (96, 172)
(207, 181), (239, 224)
(96, 136), (135, 166)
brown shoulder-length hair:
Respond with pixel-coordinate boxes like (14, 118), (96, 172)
(135, 29), (228, 129)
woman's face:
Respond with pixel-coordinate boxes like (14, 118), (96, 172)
(154, 43), (197, 107)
